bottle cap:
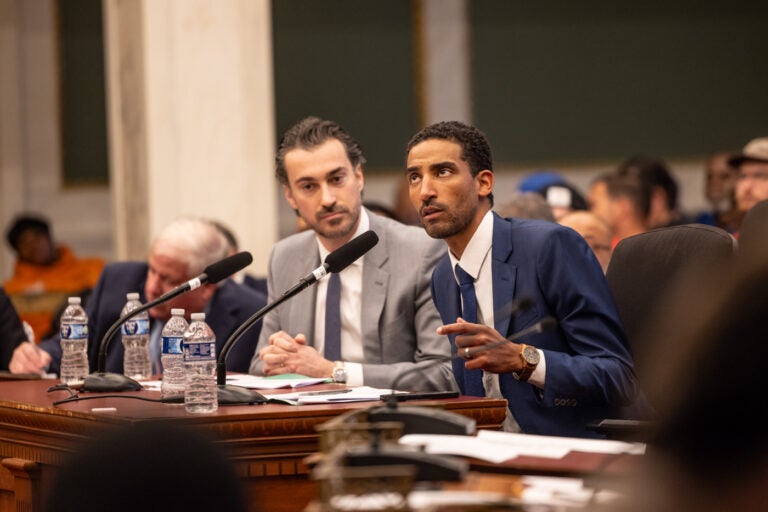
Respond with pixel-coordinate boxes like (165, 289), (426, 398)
(127, 292), (140, 300)
(68, 297), (81, 304)
(191, 312), (205, 321)
(171, 308), (185, 316)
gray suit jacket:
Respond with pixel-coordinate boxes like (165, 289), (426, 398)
(249, 211), (457, 392)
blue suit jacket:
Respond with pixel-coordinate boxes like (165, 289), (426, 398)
(40, 262), (267, 375)
(431, 213), (640, 438)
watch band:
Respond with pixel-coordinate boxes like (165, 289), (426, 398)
(513, 344), (539, 382)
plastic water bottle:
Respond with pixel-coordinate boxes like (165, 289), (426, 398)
(121, 292), (151, 380)
(183, 312), (218, 413)
(161, 308), (188, 401)
(59, 297), (89, 387)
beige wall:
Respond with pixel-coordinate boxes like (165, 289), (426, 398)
(0, 0), (710, 283)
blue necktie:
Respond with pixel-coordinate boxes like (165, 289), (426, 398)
(454, 263), (484, 397)
(455, 264), (478, 323)
(324, 272), (342, 361)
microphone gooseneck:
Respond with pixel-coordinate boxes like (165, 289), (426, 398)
(215, 231), (379, 405)
(80, 252), (253, 393)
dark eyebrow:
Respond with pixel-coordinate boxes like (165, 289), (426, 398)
(406, 161), (458, 174)
(294, 167), (345, 186)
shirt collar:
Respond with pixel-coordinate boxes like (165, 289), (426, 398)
(449, 210), (494, 280)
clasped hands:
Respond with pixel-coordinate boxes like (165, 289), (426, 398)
(437, 318), (522, 374)
(259, 331), (334, 378)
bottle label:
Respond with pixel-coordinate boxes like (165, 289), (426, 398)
(122, 318), (150, 336)
(61, 323), (88, 340)
(184, 341), (216, 361)
(162, 336), (183, 355)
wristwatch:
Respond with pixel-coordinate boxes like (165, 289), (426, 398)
(512, 344), (540, 382)
(332, 361), (347, 384)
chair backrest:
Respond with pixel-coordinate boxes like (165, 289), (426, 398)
(606, 224), (737, 379)
(738, 198), (768, 259)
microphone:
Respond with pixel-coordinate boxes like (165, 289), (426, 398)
(80, 251), (253, 393)
(373, 315), (557, 435)
(215, 230), (379, 405)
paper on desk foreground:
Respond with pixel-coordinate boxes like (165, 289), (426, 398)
(399, 430), (646, 464)
(139, 373), (330, 392)
(264, 386), (402, 405)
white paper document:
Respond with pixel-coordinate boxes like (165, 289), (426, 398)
(225, 374), (331, 389)
(264, 386), (399, 404)
(398, 434), (520, 463)
(477, 430), (646, 456)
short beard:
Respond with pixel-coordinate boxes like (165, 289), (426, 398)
(422, 210), (474, 240)
(314, 206), (361, 240)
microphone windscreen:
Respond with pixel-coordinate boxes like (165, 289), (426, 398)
(325, 231), (379, 273)
(205, 251), (253, 284)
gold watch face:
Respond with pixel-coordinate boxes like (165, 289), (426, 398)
(522, 345), (540, 365)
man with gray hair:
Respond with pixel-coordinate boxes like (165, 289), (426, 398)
(9, 216), (266, 376)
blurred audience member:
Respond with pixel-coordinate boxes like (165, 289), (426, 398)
(729, 136), (768, 235)
(44, 421), (248, 512)
(3, 214), (105, 340)
(393, 178), (421, 226)
(211, 220), (267, 296)
(9, 216), (267, 376)
(617, 155), (690, 228)
(695, 150), (741, 232)
(363, 200), (400, 221)
(558, 211), (613, 273)
(496, 191), (555, 221)
(0, 287), (28, 371)
(517, 170), (566, 193)
(588, 172), (650, 247)
(517, 170), (588, 221)
(737, 198), (768, 259)
(537, 182), (589, 221)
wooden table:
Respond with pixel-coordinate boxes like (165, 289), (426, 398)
(0, 379), (507, 512)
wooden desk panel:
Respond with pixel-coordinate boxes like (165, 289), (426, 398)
(0, 379), (507, 512)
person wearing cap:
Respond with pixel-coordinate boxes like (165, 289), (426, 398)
(729, 136), (768, 235)
(3, 214), (105, 340)
(694, 151), (741, 233)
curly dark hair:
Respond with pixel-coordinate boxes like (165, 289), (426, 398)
(405, 121), (494, 206)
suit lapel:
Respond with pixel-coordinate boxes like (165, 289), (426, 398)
(287, 237), (320, 345)
(361, 214), (389, 358)
(491, 213), (517, 338)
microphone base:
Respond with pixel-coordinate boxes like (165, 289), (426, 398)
(217, 384), (267, 405)
(82, 372), (143, 392)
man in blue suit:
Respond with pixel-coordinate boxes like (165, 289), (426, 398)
(9, 217), (266, 376)
(405, 121), (641, 438)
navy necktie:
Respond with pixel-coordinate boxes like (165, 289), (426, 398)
(324, 272), (342, 361)
(455, 264), (478, 323)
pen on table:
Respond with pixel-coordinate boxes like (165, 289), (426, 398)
(299, 389), (353, 396)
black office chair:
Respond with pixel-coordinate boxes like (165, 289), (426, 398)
(606, 224), (737, 378)
(591, 224), (737, 439)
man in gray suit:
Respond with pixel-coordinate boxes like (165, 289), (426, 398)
(250, 117), (456, 392)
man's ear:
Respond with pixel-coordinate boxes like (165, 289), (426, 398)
(283, 184), (298, 210)
(476, 170), (494, 200)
